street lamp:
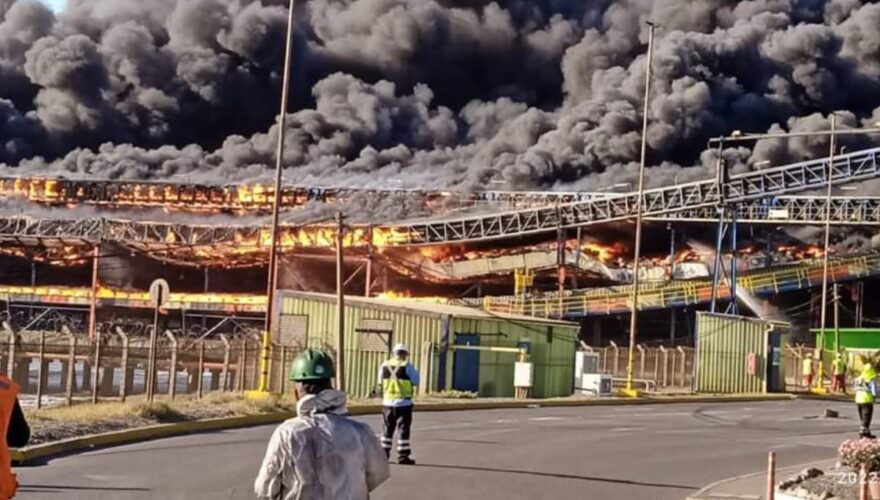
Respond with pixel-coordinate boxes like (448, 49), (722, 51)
(621, 20), (656, 398)
(249, 0), (297, 398)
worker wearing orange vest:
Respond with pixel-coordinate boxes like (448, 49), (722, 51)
(0, 375), (29, 499)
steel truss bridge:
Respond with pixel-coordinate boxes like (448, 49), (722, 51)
(1, 195), (879, 253)
(1, 148), (880, 255)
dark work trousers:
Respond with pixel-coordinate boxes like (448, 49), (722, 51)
(859, 403), (874, 436)
(381, 405), (413, 460)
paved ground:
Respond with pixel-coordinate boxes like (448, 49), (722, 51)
(15, 399), (858, 499)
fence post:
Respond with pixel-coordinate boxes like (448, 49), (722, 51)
(36, 330), (45, 410)
(280, 345), (287, 395)
(66, 334), (76, 406)
(116, 327), (130, 402)
(92, 330), (102, 404)
(267, 342), (275, 393)
(610, 341), (620, 377)
(601, 346), (607, 373)
(251, 333), (261, 393)
(238, 338), (247, 392)
(653, 347), (660, 384)
(165, 331), (178, 399)
(6, 333), (16, 385)
(677, 346), (687, 387)
(660, 346), (669, 387)
(637, 344), (646, 380)
(220, 334), (231, 392)
(197, 342), (205, 400)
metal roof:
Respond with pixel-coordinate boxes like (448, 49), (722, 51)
(279, 291), (577, 327)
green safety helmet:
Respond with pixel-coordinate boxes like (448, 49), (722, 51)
(290, 349), (335, 381)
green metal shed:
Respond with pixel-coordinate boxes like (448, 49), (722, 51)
(274, 291), (579, 399)
(695, 313), (790, 394)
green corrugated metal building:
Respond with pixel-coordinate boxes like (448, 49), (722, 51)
(275, 291), (579, 399)
(695, 313), (790, 394)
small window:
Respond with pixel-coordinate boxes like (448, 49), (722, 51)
(356, 318), (393, 352)
(547, 326), (553, 344)
(278, 315), (308, 348)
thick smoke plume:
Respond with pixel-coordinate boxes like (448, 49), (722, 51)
(0, 0), (880, 190)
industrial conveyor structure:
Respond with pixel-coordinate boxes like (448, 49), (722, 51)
(389, 147), (880, 245)
(0, 176), (608, 212)
(2, 253), (877, 320)
(478, 253), (880, 318)
(1, 193), (879, 263)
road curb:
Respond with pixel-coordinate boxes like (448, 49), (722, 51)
(686, 459), (835, 500)
(13, 393), (795, 465)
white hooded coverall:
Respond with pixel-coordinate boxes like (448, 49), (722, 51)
(254, 389), (390, 500)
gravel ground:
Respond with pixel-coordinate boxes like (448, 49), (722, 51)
(26, 405), (245, 445)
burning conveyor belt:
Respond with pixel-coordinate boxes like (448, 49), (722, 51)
(0, 176), (602, 213)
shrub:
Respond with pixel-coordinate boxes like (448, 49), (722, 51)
(839, 438), (880, 472)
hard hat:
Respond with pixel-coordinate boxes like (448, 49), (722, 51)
(290, 348), (335, 381)
(393, 343), (410, 354)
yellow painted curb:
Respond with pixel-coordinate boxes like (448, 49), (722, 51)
(12, 393), (795, 465)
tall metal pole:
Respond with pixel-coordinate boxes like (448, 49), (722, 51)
(87, 245), (99, 343)
(833, 283), (841, 354)
(335, 211), (346, 391)
(254, 0), (296, 395)
(365, 225), (374, 297)
(668, 224), (676, 343)
(710, 142), (725, 313)
(856, 282), (864, 328)
(624, 22), (655, 396)
(815, 113), (836, 392)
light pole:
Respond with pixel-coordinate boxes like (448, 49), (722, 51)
(814, 113), (837, 394)
(622, 21), (655, 398)
(249, 0), (296, 397)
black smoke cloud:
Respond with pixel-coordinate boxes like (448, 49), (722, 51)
(0, 0), (880, 190)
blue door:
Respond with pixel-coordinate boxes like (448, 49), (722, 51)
(453, 334), (480, 393)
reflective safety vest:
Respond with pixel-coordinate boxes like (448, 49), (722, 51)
(802, 358), (813, 376)
(0, 376), (18, 499)
(833, 359), (846, 375)
(856, 376), (877, 404)
(381, 359), (413, 403)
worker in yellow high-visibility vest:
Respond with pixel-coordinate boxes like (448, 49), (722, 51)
(854, 363), (878, 439)
(378, 344), (420, 465)
(832, 353), (847, 394)
(802, 353), (814, 389)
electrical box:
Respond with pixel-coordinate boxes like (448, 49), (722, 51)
(580, 374), (613, 396)
(575, 351), (599, 378)
(514, 362), (534, 388)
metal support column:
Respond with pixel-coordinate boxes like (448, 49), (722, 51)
(727, 207), (739, 315)
(710, 208), (726, 313)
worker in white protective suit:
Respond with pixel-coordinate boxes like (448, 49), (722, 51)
(254, 349), (390, 500)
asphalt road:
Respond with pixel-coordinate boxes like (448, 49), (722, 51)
(16, 399), (858, 499)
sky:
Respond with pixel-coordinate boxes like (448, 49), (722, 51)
(40, 0), (65, 11)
